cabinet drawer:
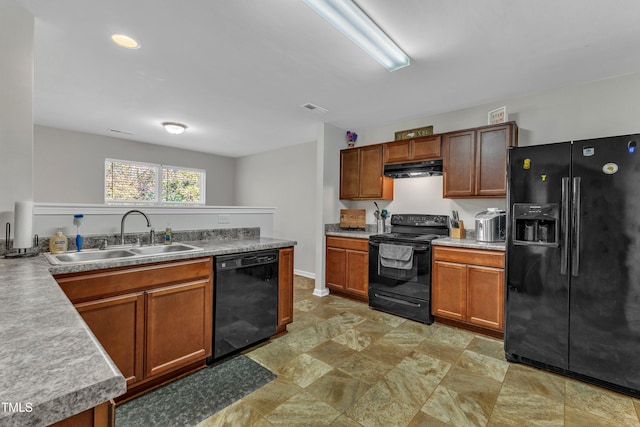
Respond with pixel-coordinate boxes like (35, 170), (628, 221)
(326, 236), (369, 252)
(433, 246), (504, 268)
(56, 257), (213, 303)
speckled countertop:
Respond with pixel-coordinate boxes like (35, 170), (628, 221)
(0, 236), (296, 426)
(432, 236), (505, 251)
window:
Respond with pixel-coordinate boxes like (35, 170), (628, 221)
(105, 159), (205, 205)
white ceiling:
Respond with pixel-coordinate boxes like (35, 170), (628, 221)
(11, 0), (640, 157)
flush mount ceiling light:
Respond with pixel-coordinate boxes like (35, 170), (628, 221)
(162, 122), (187, 135)
(303, 0), (410, 71)
(111, 34), (140, 49)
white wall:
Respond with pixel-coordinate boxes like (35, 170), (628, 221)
(341, 71), (640, 227)
(0, 4), (34, 230)
(235, 142), (316, 276)
(34, 126), (236, 206)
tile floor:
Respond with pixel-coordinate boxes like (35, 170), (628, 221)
(197, 276), (640, 426)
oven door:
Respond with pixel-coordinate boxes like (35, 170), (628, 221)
(368, 241), (431, 300)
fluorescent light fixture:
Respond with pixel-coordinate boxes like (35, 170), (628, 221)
(111, 34), (140, 49)
(303, 0), (409, 71)
(162, 122), (187, 135)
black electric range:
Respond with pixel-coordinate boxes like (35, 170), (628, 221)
(368, 214), (449, 324)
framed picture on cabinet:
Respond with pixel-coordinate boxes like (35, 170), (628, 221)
(488, 106), (507, 125)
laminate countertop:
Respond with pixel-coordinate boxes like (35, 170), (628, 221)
(0, 237), (296, 426)
(432, 236), (505, 251)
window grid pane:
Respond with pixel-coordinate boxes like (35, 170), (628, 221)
(105, 159), (205, 205)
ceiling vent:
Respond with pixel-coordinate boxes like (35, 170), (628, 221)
(109, 129), (134, 135)
(300, 103), (328, 114)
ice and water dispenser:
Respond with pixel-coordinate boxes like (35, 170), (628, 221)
(512, 204), (559, 246)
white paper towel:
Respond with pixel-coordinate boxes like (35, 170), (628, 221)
(14, 201), (33, 249)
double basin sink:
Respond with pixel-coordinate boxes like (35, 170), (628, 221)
(45, 243), (204, 265)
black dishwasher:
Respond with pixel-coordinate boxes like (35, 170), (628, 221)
(208, 249), (279, 363)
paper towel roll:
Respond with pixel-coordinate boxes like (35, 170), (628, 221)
(14, 201), (33, 249)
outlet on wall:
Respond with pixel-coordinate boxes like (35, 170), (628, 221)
(218, 214), (231, 224)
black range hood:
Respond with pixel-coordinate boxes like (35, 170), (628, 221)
(383, 159), (443, 178)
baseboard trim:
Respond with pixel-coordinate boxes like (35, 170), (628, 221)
(312, 287), (330, 297)
(294, 269), (315, 279)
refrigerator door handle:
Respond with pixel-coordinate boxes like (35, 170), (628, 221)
(571, 177), (581, 276)
(561, 177), (570, 275)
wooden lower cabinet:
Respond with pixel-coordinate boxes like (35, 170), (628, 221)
(55, 257), (213, 398)
(145, 280), (212, 378)
(432, 246), (505, 337)
(75, 294), (145, 387)
(325, 236), (368, 301)
(49, 401), (112, 427)
(276, 247), (295, 334)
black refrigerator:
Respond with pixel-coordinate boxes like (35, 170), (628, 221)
(505, 134), (640, 396)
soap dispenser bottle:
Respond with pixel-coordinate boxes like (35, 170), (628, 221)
(49, 228), (68, 254)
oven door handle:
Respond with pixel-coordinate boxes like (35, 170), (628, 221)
(368, 241), (429, 252)
(373, 293), (422, 308)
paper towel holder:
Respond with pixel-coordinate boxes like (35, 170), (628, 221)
(4, 222), (40, 259)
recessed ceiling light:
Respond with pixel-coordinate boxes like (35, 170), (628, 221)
(162, 122), (187, 135)
(300, 103), (328, 114)
(111, 34), (140, 49)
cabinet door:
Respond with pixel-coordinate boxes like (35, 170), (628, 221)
(358, 145), (385, 198)
(443, 130), (476, 197)
(75, 293), (145, 387)
(278, 247), (294, 329)
(475, 124), (513, 197)
(340, 149), (360, 199)
(432, 260), (467, 321)
(412, 135), (441, 160)
(145, 279), (212, 378)
(467, 265), (504, 331)
(384, 140), (411, 164)
(326, 247), (346, 291)
(345, 250), (368, 299)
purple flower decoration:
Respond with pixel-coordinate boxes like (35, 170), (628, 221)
(346, 131), (358, 142)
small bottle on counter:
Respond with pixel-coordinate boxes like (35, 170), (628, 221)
(49, 228), (68, 253)
(164, 226), (173, 245)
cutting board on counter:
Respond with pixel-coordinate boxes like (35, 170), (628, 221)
(340, 209), (366, 229)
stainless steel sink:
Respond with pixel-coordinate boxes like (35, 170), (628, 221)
(45, 243), (203, 265)
(129, 243), (203, 256)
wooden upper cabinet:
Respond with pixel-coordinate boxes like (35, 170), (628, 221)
(443, 122), (517, 198)
(443, 130), (476, 197)
(384, 135), (442, 164)
(340, 148), (360, 199)
(340, 144), (393, 200)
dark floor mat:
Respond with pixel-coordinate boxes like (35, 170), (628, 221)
(115, 355), (275, 427)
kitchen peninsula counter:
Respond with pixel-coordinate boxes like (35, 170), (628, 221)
(0, 236), (295, 426)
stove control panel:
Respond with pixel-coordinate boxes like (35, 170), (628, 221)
(391, 214), (449, 227)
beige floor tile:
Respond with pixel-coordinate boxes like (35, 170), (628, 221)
(453, 349), (509, 382)
(266, 391), (342, 426)
(396, 350), (452, 384)
(305, 368), (371, 412)
(335, 352), (395, 385)
(345, 386), (419, 427)
(287, 311), (325, 333)
(277, 324), (331, 352)
(465, 335), (505, 360)
(492, 383), (564, 426)
(294, 298), (320, 312)
(245, 338), (301, 372)
(358, 338), (414, 367)
(407, 410), (452, 427)
(564, 405), (628, 427)
(414, 337), (465, 365)
(239, 376), (303, 416)
(429, 324), (475, 349)
(332, 328), (375, 351)
(565, 379), (640, 426)
(357, 306), (408, 328)
(306, 339), (358, 366)
(502, 363), (565, 402)
(330, 414), (364, 427)
(372, 364), (439, 409)
(196, 400), (272, 427)
(277, 353), (333, 388)
(425, 368), (502, 426)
